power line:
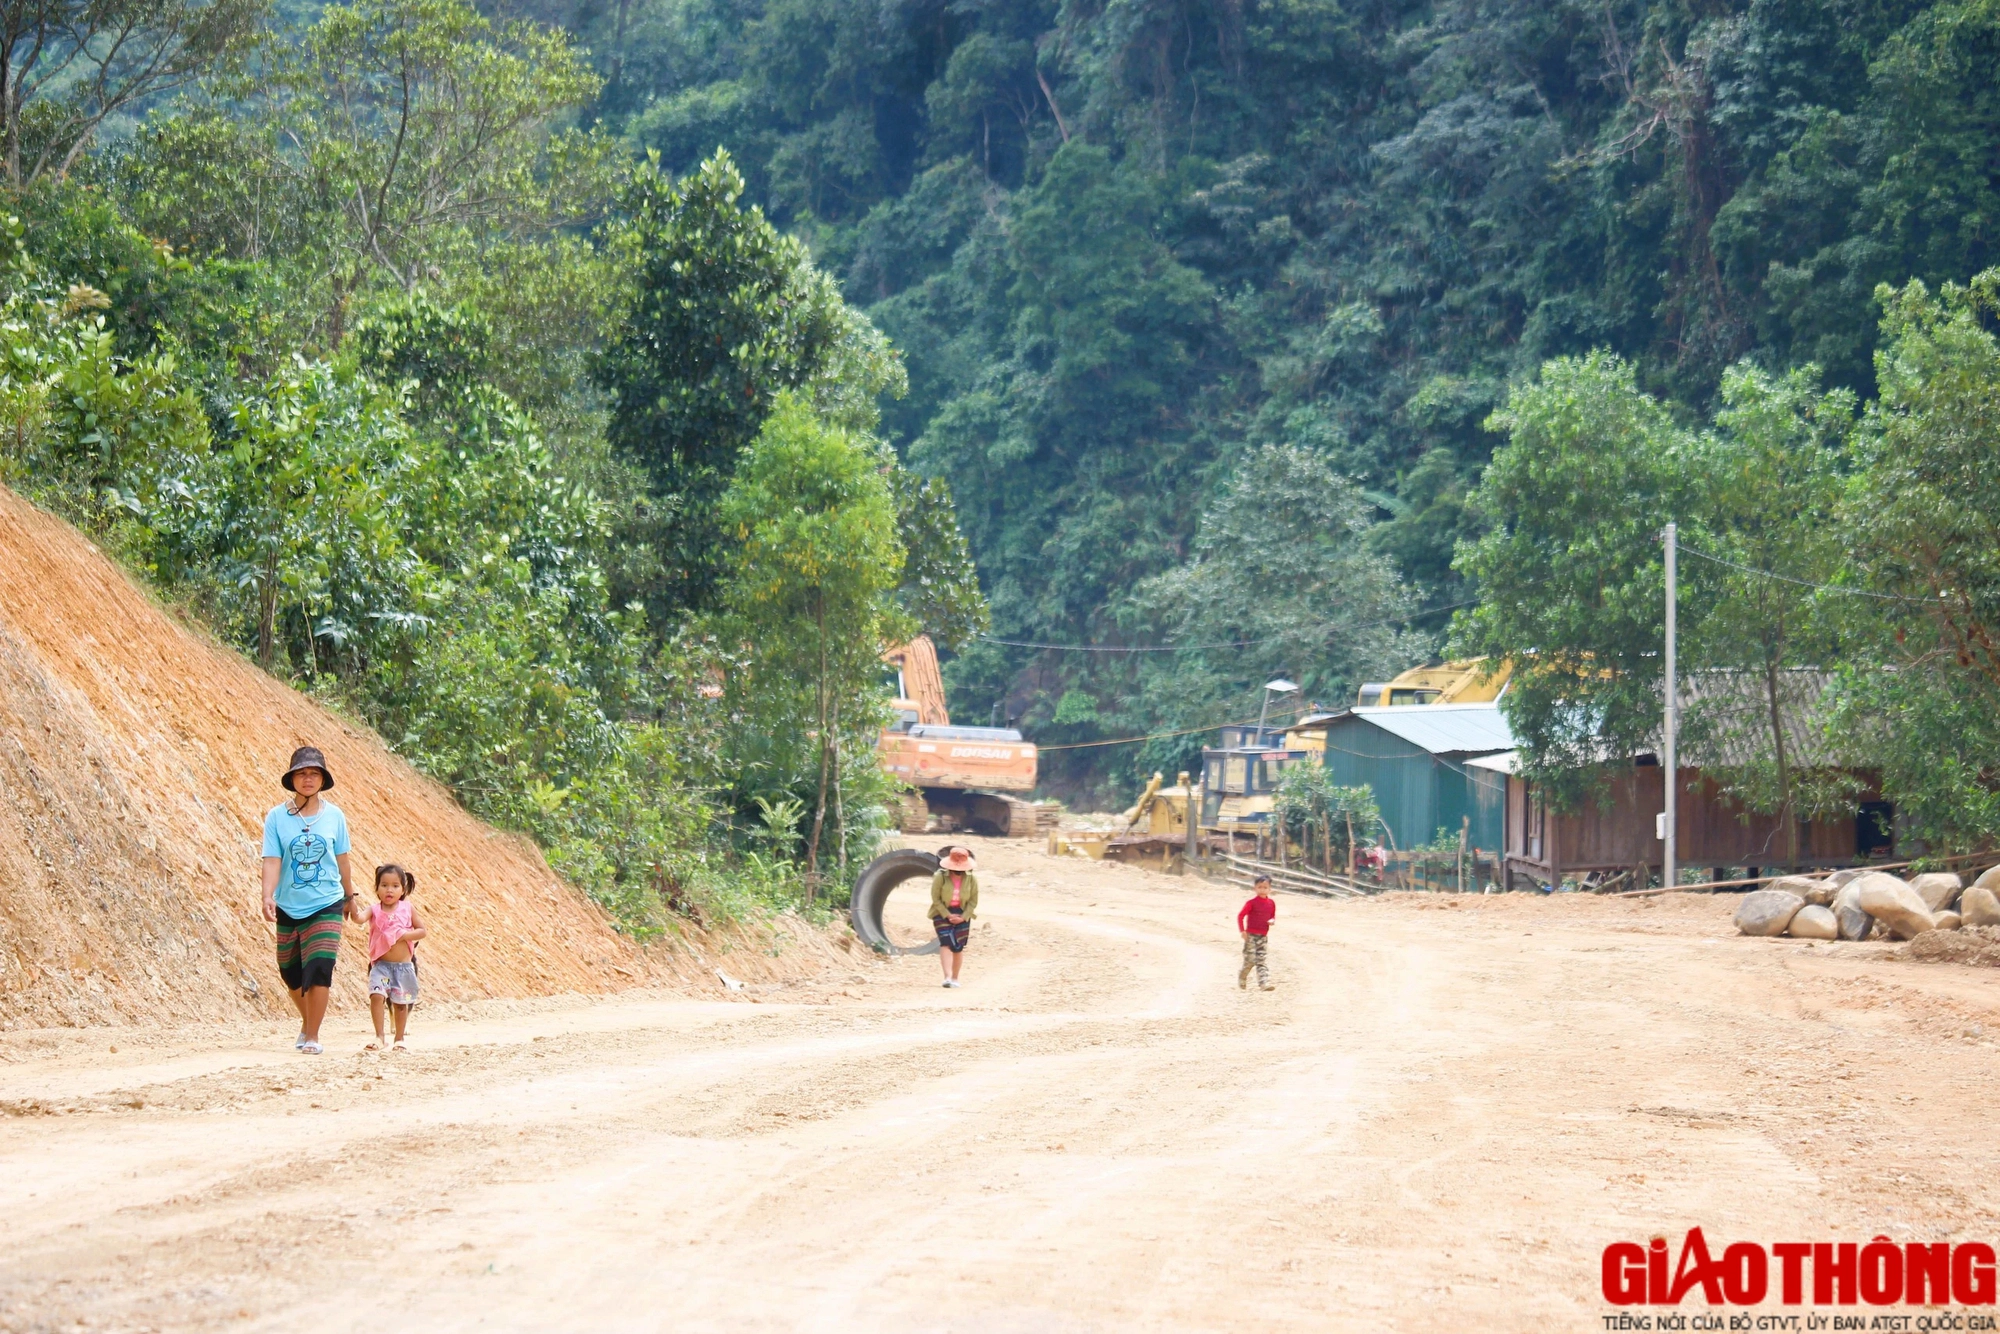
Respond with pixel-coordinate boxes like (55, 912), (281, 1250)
(979, 600), (1475, 654)
(1036, 700), (1317, 752)
(1673, 540), (1939, 605)
(1035, 716), (1263, 752)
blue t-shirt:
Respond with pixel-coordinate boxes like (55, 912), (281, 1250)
(262, 800), (352, 917)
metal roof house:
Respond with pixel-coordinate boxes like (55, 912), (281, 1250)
(1284, 704), (1517, 854)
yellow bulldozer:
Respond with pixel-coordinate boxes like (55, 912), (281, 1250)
(1047, 770), (1196, 870)
(877, 636), (1043, 837)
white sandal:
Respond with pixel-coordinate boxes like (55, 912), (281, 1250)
(300, 1039), (324, 1055)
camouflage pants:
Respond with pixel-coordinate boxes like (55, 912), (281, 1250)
(1239, 934), (1269, 988)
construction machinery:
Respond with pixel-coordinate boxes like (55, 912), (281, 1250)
(1351, 658), (1512, 708)
(878, 636), (1043, 837)
(1048, 770), (1198, 870)
(1198, 726), (1309, 842)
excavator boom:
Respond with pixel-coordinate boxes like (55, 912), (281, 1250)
(880, 636), (1040, 835)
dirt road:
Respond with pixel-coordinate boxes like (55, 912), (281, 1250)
(5, 840), (1999, 1332)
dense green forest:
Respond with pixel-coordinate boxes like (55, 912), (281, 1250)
(9, 0), (2000, 898)
(522, 0), (2000, 800)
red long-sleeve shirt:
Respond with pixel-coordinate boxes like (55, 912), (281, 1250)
(1238, 894), (1276, 936)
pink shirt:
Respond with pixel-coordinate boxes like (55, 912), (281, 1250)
(368, 900), (415, 962)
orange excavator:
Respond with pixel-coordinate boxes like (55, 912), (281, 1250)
(878, 636), (1041, 836)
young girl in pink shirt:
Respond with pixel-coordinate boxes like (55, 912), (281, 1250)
(363, 864), (427, 1050)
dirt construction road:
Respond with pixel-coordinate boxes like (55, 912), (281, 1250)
(5, 839), (2000, 1333)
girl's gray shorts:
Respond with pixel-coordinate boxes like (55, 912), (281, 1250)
(367, 959), (419, 1004)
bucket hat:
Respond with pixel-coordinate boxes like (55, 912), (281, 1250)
(281, 746), (336, 791)
(940, 846), (974, 871)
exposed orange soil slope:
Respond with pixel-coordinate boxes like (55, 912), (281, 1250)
(0, 485), (676, 1027)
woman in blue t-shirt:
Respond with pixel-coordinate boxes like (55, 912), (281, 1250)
(260, 746), (356, 1055)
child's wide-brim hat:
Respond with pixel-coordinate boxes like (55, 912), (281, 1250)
(941, 847), (975, 871)
(281, 746), (336, 791)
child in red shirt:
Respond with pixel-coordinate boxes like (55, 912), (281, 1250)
(1238, 875), (1277, 990)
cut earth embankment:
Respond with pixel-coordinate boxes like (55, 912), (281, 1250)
(0, 485), (835, 1029)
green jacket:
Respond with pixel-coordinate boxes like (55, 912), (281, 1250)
(929, 869), (979, 922)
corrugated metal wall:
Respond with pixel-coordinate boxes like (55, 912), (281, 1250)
(1316, 717), (1506, 854)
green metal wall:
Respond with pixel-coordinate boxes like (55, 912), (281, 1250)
(1316, 717), (1507, 855)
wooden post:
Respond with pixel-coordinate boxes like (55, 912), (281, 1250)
(1663, 520), (1678, 890)
(1184, 780), (1200, 866)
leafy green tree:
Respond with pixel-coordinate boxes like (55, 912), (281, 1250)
(1680, 363), (1857, 863)
(889, 468), (987, 650)
(712, 393), (909, 892)
(598, 150), (903, 623)
(0, 0), (262, 187)
(272, 0), (613, 340)
(111, 0), (614, 349)
(1463, 352), (1868, 862)
(1453, 353), (1700, 801)
(1130, 442), (1417, 775)
(1832, 270), (2000, 849)
(1273, 759), (1380, 875)
(202, 361), (412, 668)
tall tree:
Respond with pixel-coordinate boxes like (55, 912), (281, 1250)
(713, 393), (908, 892)
(1681, 363), (1855, 864)
(1463, 350), (1872, 859)
(890, 469), (988, 651)
(1454, 352), (1700, 801)
(0, 0), (262, 186)
(1127, 442), (1419, 776)
(271, 0), (612, 342)
(598, 149), (902, 623)
(1834, 270), (2000, 849)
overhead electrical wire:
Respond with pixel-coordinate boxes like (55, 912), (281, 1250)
(1673, 539), (1941, 605)
(1035, 717), (1263, 752)
(1035, 702), (1318, 752)
(1022, 542), (1939, 756)
(979, 600), (1475, 654)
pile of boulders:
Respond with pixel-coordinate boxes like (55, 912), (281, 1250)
(1733, 865), (2000, 941)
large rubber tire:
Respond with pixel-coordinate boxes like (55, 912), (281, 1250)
(850, 848), (941, 955)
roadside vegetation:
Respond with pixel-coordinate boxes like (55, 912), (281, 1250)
(0, 0), (983, 933)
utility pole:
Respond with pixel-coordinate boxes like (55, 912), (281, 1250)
(1663, 521), (1678, 891)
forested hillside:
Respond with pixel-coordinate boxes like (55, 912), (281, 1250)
(12, 0), (2000, 878)
(532, 0), (2000, 793)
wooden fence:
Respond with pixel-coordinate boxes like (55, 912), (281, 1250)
(1383, 849), (1499, 894)
(1211, 849), (1500, 896)
(1215, 852), (1372, 899)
